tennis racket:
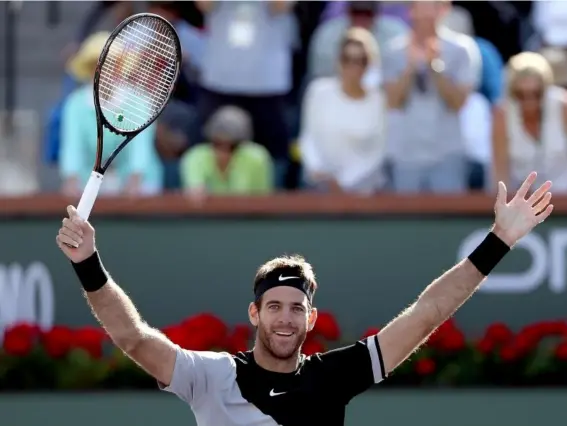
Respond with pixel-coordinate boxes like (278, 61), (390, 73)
(75, 13), (182, 221)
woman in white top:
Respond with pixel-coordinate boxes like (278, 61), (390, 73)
(299, 27), (387, 194)
(493, 52), (567, 192)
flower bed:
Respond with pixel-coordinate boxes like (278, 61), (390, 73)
(2, 312), (567, 390)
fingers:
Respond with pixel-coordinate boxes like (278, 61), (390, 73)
(533, 191), (553, 215)
(528, 180), (552, 207)
(58, 206), (85, 249)
(537, 204), (554, 223)
(515, 172), (537, 199)
(67, 205), (80, 219)
(60, 219), (83, 245)
(56, 233), (79, 249)
(496, 181), (507, 206)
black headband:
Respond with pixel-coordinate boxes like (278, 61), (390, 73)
(254, 270), (314, 303)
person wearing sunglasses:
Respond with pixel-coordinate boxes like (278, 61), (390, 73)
(492, 52), (567, 193)
(299, 28), (387, 194)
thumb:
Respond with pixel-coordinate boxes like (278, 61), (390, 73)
(496, 181), (507, 207)
(67, 205), (79, 219)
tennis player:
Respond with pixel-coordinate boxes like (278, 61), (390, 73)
(56, 171), (552, 426)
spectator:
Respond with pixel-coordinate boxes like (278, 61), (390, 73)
(45, 1), (133, 166)
(299, 28), (387, 195)
(154, 100), (196, 191)
(148, 1), (205, 105)
(492, 52), (567, 193)
(307, 1), (409, 80)
(195, 0), (297, 185)
(319, 1), (410, 25)
(441, 5), (505, 104)
(180, 106), (274, 197)
(59, 32), (163, 197)
(382, 0), (481, 193)
(531, 1), (567, 49)
(460, 92), (492, 191)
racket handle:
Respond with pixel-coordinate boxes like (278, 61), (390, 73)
(77, 171), (104, 221)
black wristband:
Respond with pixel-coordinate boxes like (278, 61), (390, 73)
(71, 251), (109, 292)
(468, 232), (511, 276)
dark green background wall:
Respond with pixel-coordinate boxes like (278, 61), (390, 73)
(1, 391), (565, 426)
(1, 216), (567, 337)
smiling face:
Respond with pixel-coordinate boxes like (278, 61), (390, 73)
(250, 286), (316, 360)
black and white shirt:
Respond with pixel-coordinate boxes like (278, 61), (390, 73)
(159, 335), (385, 425)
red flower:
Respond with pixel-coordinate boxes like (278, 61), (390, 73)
(223, 331), (249, 354)
(476, 337), (495, 355)
(2, 323), (39, 356)
(555, 341), (567, 360)
(302, 338), (325, 356)
(42, 326), (73, 358)
(428, 319), (457, 348)
(415, 358), (436, 376)
(484, 323), (514, 345)
(181, 313), (228, 349)
(232, 324), (252, 341)
(439, 329), (466, 352)
(73, 326), (106, 359)
(361, 327), (380, 339)
(312, 312), (340, 341)
(499, 344), (519, 362)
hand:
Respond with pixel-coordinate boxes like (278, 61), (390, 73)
(408, 36), (425, 68)
(424, 38), (439, 62)
(492, 172), (553, 247)
(56, 205), (96, 263)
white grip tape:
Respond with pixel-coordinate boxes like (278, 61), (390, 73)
(76, 171), (104, 221)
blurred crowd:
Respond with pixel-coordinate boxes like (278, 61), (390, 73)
(40, 1), (567, 198)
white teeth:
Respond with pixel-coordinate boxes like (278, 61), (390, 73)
(275, 332), (293, 336)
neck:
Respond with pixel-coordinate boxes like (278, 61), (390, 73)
(341, 79), (365, 99)
(413, 24), (437, 42)
(252, 343), (301, 373)
(521, 108), (542, 122)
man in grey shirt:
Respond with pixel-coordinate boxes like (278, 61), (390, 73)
(55, 171), (552, 425)
(382, 1), (481, 193)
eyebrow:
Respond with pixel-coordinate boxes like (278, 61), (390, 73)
(265, 300), (306, 308)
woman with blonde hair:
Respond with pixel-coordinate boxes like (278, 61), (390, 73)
(299, 27), (387, 194)
(492, 52), (567, 192)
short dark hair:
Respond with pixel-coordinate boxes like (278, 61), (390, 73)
(253, 255), (318, 306)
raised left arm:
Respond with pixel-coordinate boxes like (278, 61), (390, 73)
(377, 172), (553, 375)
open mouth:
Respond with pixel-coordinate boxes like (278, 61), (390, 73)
(274, 331), (294, 337)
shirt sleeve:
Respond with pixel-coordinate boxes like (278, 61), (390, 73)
(123, 122), (157, 174)
(453, 35), (482, 88)
(250, 147), (274, 194)
(179, 147), (207, 189)
(319, 335), (386, 404)
(158, 347), (235, 406)
(298, 80), (332, 176)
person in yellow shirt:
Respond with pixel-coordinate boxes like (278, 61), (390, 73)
(180, 106), (274, 197)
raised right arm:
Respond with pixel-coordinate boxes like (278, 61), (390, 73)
(83, 277), (177, 386)
(57, 206), (236, 404)
(56, 206), (176, 385)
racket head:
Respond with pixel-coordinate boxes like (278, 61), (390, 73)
(92, 13), (182, 137)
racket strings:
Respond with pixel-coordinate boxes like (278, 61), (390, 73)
(98, 16), (178, 132)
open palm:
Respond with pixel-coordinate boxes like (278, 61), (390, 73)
(493, 172), (554, 247)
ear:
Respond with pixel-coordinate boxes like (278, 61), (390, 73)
(307, 307), (318, 332)
(248, 302), (259, 327)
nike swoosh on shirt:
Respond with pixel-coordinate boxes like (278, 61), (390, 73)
(269, 389), (287, 397)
